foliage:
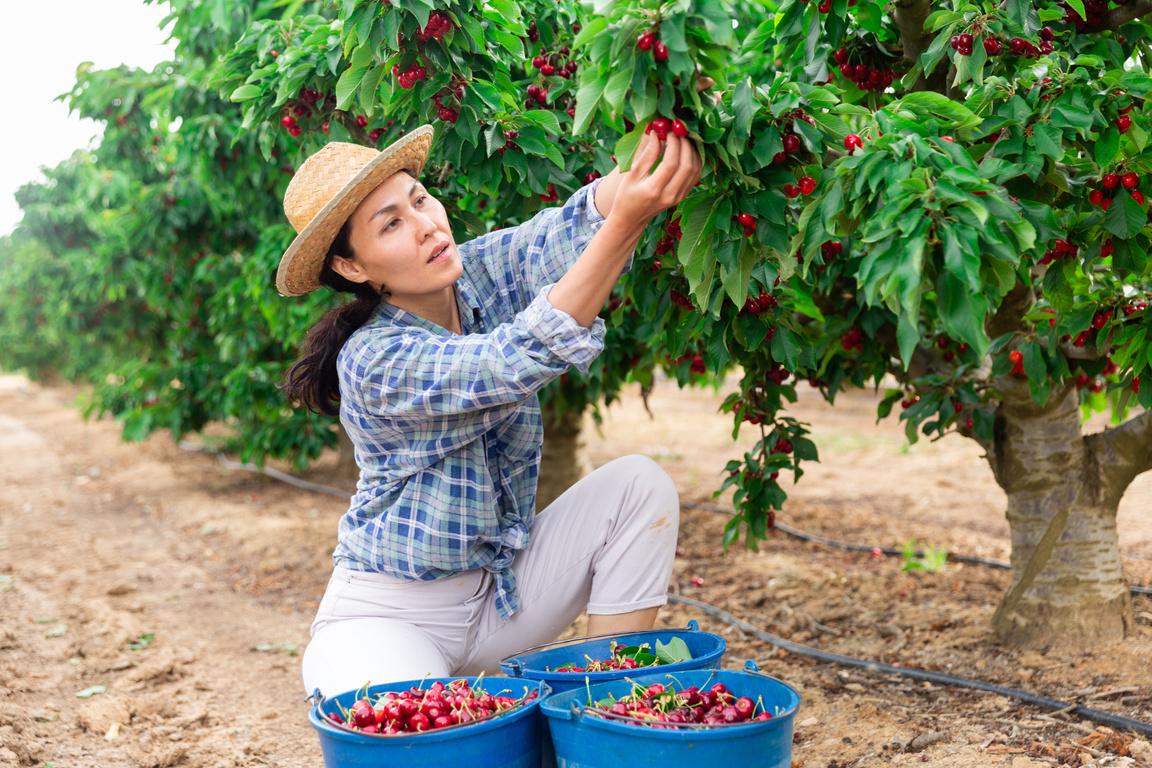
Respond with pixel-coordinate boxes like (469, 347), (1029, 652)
(2, 0), (1151, 554)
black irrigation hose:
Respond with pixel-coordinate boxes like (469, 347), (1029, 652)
(667, 593), (1152, 738)
(183, 444), (1152, 735)
(680, 501), (1152, 598)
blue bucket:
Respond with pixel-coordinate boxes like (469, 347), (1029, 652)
(540, 661), (801, 768)
(499, 621), (726, 695)
(307, 676), (550, 768)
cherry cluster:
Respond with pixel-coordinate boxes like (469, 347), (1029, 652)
(594, 682), (773, 728)
(1087, 171), (1142, 211)
(934, 335), (969, 363)
(279, 88), (336, 138)
(645, 116), (690, 139)
(636, 27), (670, 62)
(431, 82), (465, 124)
(772, 110), (816, 164)
(326, 679), (533, 735)
(414, 11), (454, 41)
(654, 215), (682, 255)
(1009, 349), (1025, 375)
(530, 45), (578, 82)
(833, 49), (895, 91)
(496, 129), (520, 157)
(1062, 0), (1110, 30)
(732, 211), (757, 238)
(392, 61), (429, 90)
(769, 436), (793, 455)
(670, 288), (695, 312)
(540, 183), (559, 203)
(1037, 238), (1080, 266)
(783, 176), (818, 199)
(840, 326), (863, 352)
(741, 290), (778, 315)
(669, 350), (707, 374)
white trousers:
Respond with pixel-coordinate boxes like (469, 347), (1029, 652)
(301, 455), (680, 698)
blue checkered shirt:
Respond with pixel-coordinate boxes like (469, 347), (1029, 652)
(333, 179), (608, 620)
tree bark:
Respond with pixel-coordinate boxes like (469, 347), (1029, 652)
(987, 378), (1134, 649)
(536, 401), (594, 510)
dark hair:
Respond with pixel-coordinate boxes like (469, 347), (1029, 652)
(281, 219), (385, 417)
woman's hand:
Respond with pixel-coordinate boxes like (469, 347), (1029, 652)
(605, 131), (702, 236)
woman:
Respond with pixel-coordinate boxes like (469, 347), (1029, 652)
(278, 123), (702, 697)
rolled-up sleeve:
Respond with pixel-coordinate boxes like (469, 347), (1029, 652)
(342, 289), (605, 436)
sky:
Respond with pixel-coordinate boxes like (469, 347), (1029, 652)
(0, 0), (176, 237)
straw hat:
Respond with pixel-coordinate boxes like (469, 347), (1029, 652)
(276, 125), (435, 296)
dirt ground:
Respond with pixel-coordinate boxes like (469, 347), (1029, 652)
(1, 371), (1151, 768)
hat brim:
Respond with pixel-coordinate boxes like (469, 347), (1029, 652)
(276, 125), (435, 297)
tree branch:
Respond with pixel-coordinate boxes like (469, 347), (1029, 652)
(984, 280), (1034, 341)
(893, 0), (946, 93)
(336, 111), (371, 146)
(1101, 0), (1152, 31)
(1091, 408), (1152, 491)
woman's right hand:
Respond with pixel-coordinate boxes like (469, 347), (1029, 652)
(606, 131), (703, 235)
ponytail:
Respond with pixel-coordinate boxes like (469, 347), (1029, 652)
(281, 220), (385, 417)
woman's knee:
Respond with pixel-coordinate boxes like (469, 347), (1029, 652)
(616, 454), (679, 510)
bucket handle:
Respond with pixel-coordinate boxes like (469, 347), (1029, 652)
(306, 687), (326, 706)
(497, 621), (700, 669)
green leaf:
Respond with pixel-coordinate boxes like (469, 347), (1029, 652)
(1033, 123), (1062, 159)
(1095, 126), (1120, 167)
(654, 637), (692, 664)
(76, 685), (107, 699)
(1102, 189), (1146, 239)
(230, 84), (261, 102)
(573, 71), (608, 136)
(603, 63), (634, 112)
(770, 324), (800, 371)
(335, 64), (368, 110)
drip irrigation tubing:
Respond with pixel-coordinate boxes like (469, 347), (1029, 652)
(680, 500), (1152, 598)
(183, 443), (1152, 735)
(667, 593), (1152, 738)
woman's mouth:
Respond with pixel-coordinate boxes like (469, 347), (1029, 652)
(428, 242), (451, 263)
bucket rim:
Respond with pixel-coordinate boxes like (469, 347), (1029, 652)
(500, 622), (725, 679)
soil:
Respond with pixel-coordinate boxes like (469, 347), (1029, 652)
(1, 372), (1150, 768)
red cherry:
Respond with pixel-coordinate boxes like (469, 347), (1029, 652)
(651, 117), (672, 137)
(783, 134), (801, 153)
(737, 211), (755, 226)
(797, 176), (817, 195)
(984, 38), (1002, 55)
(1040, 26), (1054, 41)
(1010, 38), (1026, 53)
(1009, 350), (1023, 363)
(1103, 173), (1120, 189)
(1117, 115), (1133, 134)
(834, 48), (848, 64)
(941, 135), (954, 142)
(287, 124), (302, 138)
(654, 42), (669, 61)
(532, 55), (545, 68)
(1133, 190), (1145, 205)
(637, 31), (656, 51)
(281, 115), (296, 128)
(355, 114), (368, 128)
(541, 64), (555, 76)
(671, 119), (689, 137)
(958, 33), (973, 48)
(1122, 172), (1139, 188)
(1089, 189), (1104, 205)
(784, 184), (801, 199)
(844, 133), (863, 150)
(369, 128), (384, 142)
(1103, 198), (1112, 211)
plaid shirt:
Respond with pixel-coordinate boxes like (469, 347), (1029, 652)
(333, 179), (607, 620)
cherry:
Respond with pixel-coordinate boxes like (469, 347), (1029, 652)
(844, 133), (863, 154)
(355, 114), (368, 128)
(649, 117), (672, 138)
(1040, 26), (1054, 41)
(1102, 198), (1113, 211)
(1076, 372), (1091, 389)
(321, 121), (330, 134)
(1103, 173), (1120, 189)
(671, 119), (689, 137)
(1122, 172), (1139, 188)
(984, 37), (1002, 55)
(834, 48), (848, 64)
(958, 33), (973, 48)
(941, 135), (954, 142)
(1009, 38), (1026, 53)
(1117, 115), (1133, 134)
(737, 211), (755, 226)
(531, 55), (545, 69)
(1089, 189), (1104, 205)
(654, 42), (669, 61)
(1134, 190), (1146, 205)
(369, 128), (384, 142)
(783, 134), (801, 153)
(541, 63), (555, 76)
(287, 124), (302, 138)
(1039, 41), (1054, 55)
(637, 31), (656, 51)
(784, 184), (801, 199)
(281, 115), (296, 128)
(797, 176), (817, 195)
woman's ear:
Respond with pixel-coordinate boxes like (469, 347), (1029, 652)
(331, 254), (369, 284)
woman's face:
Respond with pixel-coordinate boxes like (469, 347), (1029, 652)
(333, 170), (461, 313)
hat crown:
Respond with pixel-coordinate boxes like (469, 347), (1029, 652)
(283, 142), (380, 233)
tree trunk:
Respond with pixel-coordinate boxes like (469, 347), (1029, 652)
(988, 381), (1133, 649)
(536, 402), (594, 511)
(336, 423), (359, 480)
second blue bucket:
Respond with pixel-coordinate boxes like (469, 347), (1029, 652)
(499, 620), (725, 694)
